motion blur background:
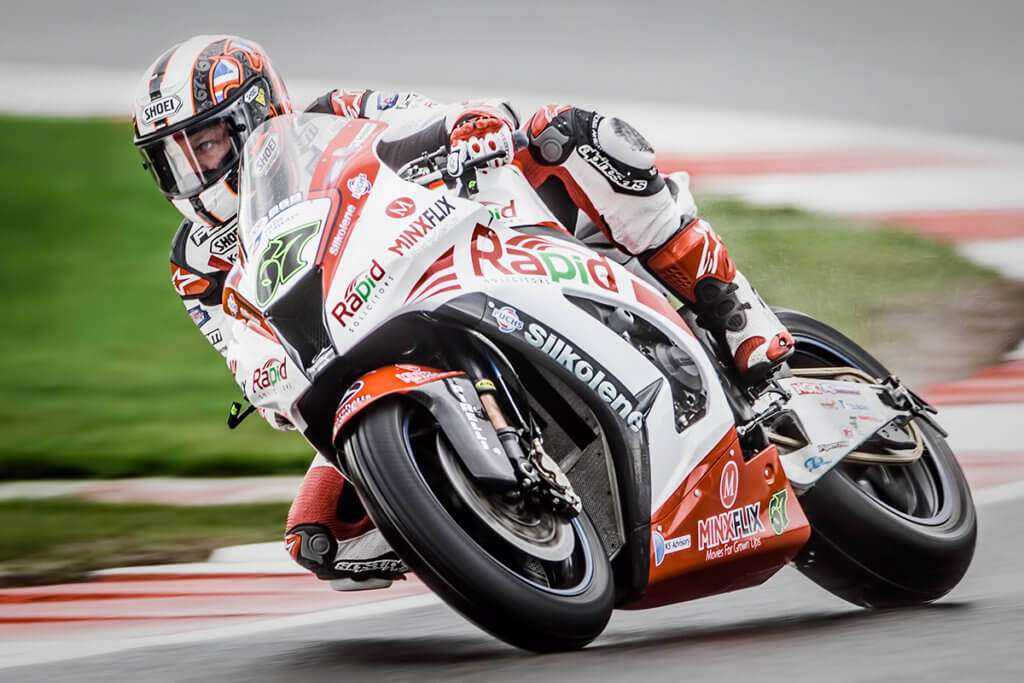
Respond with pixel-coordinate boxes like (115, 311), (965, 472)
(1, 1), (1022, 680)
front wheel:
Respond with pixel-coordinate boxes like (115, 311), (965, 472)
(342, 398), (614, 652)
(777, 310), (977, 607)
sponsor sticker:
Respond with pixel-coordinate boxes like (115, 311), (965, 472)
(254, 134), (280, 176)
(720, 460), (739, 509)
(804, 455), (831, 472)
(697, 503), (765, 559)
(187, 305), (211, 329)
(491, 305), (524, 334)
(252, 358), (288, 391)
(346, 172), (372, 199)
(330, 259), (395, 331)
(377, 92), (399, 111)
(141, 94), (182, 125)
(652, 529), (692, 567)
(768, 489), (790, 535)
(470, 224), (619, 292)
(385, 197), (417, 219)
(388, 196), (456, 256)
(523, 320), (645, 432)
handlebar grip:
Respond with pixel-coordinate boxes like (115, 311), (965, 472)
(512, 130), (529, 151)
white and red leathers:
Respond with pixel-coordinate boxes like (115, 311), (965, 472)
(167, 87), (793, 587)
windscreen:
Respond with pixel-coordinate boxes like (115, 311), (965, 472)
(236, 113), (355, 256)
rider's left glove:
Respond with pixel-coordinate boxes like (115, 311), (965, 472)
(449, 111), (515, 168)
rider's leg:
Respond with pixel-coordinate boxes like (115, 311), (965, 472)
(284, 453), (406, 589)
(517, 105), (793, 384)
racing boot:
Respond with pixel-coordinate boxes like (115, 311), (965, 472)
(645, 218), (795, 385)
(284, 456), (407, 591)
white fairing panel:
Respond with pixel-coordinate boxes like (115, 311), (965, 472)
(229, 114), (737, 512)
(762, 377), (911, 487)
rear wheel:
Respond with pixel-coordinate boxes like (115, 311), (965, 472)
(342, 398), (614, 652)
(777, 310), (977, 607)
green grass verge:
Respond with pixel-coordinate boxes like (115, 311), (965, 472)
(0, 499), (289, 586)
(0, 116), (998, 479)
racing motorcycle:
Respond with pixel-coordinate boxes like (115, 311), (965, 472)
(223, 113), (976, 652)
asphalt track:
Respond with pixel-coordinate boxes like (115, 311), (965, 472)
(5, 489), (1022, 682)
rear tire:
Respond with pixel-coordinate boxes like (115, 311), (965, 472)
(342, 398), (614, 652)
(777, 310), (977, 607)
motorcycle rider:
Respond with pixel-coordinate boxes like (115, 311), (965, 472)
(133, 35), (794, 589)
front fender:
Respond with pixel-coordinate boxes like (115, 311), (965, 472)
(331, 364), (519, 488)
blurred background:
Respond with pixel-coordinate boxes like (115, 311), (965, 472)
(1, 1), (1022, 679)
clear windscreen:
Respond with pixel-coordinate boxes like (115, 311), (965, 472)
(236, 113), (355, 254)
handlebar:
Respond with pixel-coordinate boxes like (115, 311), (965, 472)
(410, 130), (529, 188)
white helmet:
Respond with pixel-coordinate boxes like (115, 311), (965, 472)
(132, 35), (292, 226)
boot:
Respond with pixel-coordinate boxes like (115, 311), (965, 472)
(646, 218), (794, 385)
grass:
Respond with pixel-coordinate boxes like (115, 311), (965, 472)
(0, 116), (998, 479)
(697, 197), (997, 339)
(0, 498), (290, 586)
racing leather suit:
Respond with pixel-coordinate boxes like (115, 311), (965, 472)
(168, 88), (792, 586)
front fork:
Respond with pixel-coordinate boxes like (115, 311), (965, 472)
(446, 333), (582, 516)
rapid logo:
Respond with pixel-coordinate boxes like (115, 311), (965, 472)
(331, 259), (387, 327)
(470, 224), (618, 292)
(255, 221), (320, 306)
(524, 322), (644, 432)
(481, 199), (518, 221)
(141, 95), (182, 124)
(388, 196), (456, 256)
(697, 503), (764, 553)
(252, 357), (288, 391)
(768, 489), (790, 535)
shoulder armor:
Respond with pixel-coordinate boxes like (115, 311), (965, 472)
(169, 219), (236, 305)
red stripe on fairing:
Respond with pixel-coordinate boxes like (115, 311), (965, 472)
(405, 247), (455, 303)
(414, 284), (462, 301)
(865, 209), (1024, 242)
(656, 148), (964, 178)
(630, 278), (695, 338)
(410, 273), (459, 303)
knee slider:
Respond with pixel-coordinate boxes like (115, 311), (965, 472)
(285, 523), (337, 570)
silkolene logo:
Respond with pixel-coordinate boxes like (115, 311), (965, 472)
(470, 224), (618, 292)
(523, 322), (644, 432)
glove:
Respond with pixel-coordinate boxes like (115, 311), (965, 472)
(449, 111), (515, 169)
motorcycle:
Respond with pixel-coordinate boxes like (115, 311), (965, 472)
(223, 113), (976, 652)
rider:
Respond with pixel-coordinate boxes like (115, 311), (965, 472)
(133, 35), (794, 589)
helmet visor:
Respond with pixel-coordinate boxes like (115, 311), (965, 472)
(139, 116), (244, 198)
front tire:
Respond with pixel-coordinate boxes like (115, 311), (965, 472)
(777, 310), (977, 607)
(342, 398), (614, 652)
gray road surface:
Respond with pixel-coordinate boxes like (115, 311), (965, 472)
(5, 494), (1022, 682)
(2, 0), (1022, 141)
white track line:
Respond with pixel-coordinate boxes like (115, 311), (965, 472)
(0, 592), (440, 671)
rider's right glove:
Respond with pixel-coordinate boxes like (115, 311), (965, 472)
(449, 110), (515, 168)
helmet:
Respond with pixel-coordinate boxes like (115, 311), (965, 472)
(132, 35), (292, 226)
